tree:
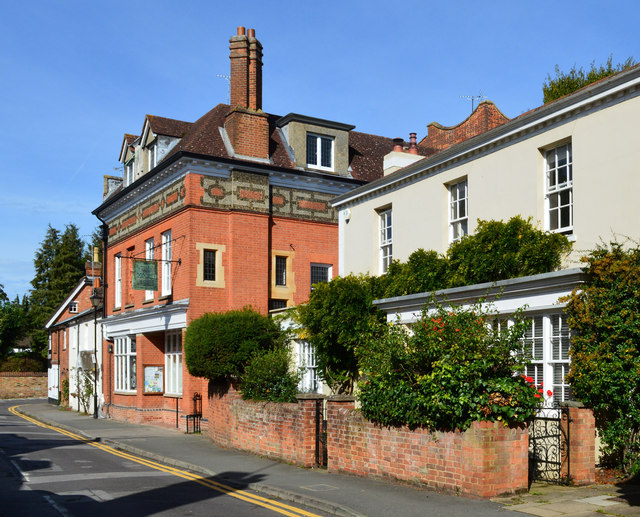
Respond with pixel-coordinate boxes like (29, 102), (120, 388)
(296, 275), (385, 394)
(543, 56), (636, 104)
(184, 307), (283, 382)
(447, 216), (571, 287)
(564, 243), (640, 474)
(0, 285), (27, 358)
(28, 224), (86, 356)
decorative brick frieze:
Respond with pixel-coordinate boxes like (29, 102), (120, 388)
(107, 178), (186, 243)
(231, 169), (269, 212)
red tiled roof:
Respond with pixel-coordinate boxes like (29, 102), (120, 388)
(146, 115), (192, 138)
(160, 103), (392, 181)
(124, 133), (138, 146)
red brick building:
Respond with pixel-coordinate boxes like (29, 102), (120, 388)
(93, 27), (392, 428)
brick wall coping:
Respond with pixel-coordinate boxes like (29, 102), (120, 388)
(560, 400), (586, 408)
(0, 372), (47, 377)
(327, 395), (356, 402)
(295, 393), (325, 401)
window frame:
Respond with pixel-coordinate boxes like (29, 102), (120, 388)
(203, 249), (216, 282)
(161, 230), (172, 297)
(449, 179), (468, 243)
(114, 253), (122, 308)
(69, 301), (78, 314)
(379, 208), (392, 274)
(114, 336), (137, 393)
(545, 143), (573, 235)
(297, 340), (322, 394)
(306, 133), (334, 171)
(310, 263), (332, 289)
(145, 238), (155, 301)
(164, 330), (183, 396)
(275, 256), (287, 286)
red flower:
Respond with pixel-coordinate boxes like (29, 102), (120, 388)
(538, 389), (544, 393)
(534, 393), (541, 398)
(547, 390), (553, 397)
(454, 328), (460, 332)
(525, 376), (534, 384)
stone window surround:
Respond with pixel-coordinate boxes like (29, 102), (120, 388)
(196, 243), (226, 288)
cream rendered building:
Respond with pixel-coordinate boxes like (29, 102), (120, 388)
(332, 65), (640, 404)
(334, 65), (640, 275)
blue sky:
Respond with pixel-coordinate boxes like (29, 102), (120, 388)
(1, 0), (638, 300)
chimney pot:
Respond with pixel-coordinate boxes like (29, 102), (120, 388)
(408, 132), (418, 154)
(237, 26), (246, 36)
(393, 137), (404, 152)
(247, 28), (255, 38)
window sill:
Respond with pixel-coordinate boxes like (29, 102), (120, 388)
(158, 294), (172, 302)
(112, 306), (121, 312)
(142, 298), (155, 305)
(114, 390), (137, 395)
(164, 393), (182, 399)
(124, 303), (134, 309)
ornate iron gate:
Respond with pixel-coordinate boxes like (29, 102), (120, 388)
(529, 405), (570, 483)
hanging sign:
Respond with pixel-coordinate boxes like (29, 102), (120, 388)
(133, 260), (158, 291)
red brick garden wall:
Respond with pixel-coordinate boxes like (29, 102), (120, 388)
(326, 397), (529, 498)
(207, 387), (318, 467)
(0, 372), (47, 399)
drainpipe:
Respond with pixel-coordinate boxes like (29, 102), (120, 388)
(95, 214), (109, 417)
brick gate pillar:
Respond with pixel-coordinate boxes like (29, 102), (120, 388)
(561, 402), (596, 484)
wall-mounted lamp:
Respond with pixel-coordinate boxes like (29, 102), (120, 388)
(344, 209), (351, 224)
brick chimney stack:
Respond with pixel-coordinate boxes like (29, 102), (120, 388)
(247, 28), (262, 111)
(225, 26), (269, 160)
(229, 26), (249, 108)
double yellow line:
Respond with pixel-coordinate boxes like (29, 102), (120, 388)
(9, 406), (322, 517)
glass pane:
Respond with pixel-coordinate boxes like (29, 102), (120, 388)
(320, 137), (332, 168)
(460, 219), (468, 237)
(550, 209), (558, 230)
(130, 356), (137, 389)
(459, 200), (466, 218)
(558, 165), (567, 185)
(307, 135), (317, 165)
(547, 149), (556, 169)
(560, 206), (571, 228)
(560, 189), (571, 206)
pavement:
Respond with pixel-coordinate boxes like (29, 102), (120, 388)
(8, 399), (640, 517)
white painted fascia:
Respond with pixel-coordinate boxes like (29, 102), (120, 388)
(373, 268), (585, 324)
(45, 278), (91, 329)
(102, 298), (189, 338)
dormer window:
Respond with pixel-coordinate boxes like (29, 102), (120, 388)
(69, 302), (78, 314)
(306, 133), (334, 171)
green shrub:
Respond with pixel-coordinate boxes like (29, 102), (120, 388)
(447, 216), (571, 287)
(296, 274), (385, 394)
(184, 307), (282, 382)
(565, 243), (640, 474)
(0, 354), (46, 372)
(240, 347), (301, 402)
(384, 249), (449, 298)
(543, 56), (636, 104)
(357, 303), (542, 431)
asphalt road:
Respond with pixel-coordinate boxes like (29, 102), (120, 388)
(0, 400), (330, 517)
